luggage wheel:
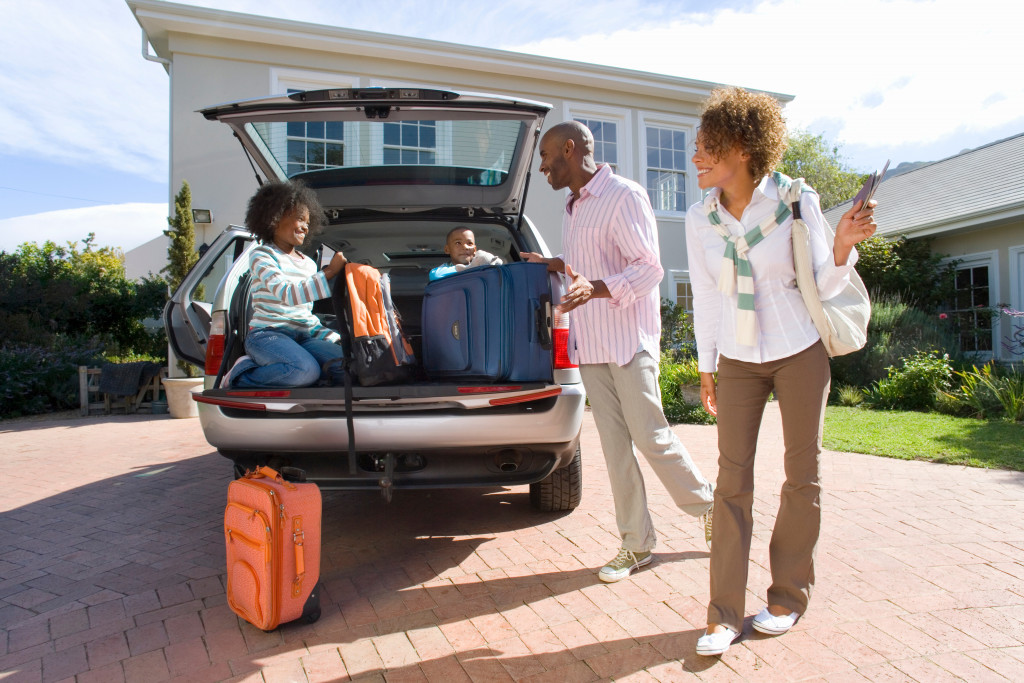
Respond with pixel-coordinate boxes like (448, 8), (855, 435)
(378, 453), (396, 503)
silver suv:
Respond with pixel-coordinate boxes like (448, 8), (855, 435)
(165, 87), (585, 511)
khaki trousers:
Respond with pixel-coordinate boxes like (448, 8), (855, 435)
(707, 342), (831, 632)
(581, 351), (714, 553)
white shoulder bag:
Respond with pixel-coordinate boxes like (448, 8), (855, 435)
(788, 179), (871, 357)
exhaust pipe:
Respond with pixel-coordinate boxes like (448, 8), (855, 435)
(494, 450), (522, 473)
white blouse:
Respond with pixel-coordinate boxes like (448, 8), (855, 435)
(684, 175), (856, 373)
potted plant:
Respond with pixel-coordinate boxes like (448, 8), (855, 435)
(161, 180), (204, 417)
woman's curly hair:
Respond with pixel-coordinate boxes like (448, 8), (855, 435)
(244, 180), (326, 244)
(698, 87), (788, 180)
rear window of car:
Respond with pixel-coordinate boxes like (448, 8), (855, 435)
(246, 117), (524, 188)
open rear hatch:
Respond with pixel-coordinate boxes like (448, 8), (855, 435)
(199, 87), (551, 216)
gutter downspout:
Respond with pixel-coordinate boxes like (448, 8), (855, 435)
(141, 29), (171, 69)
(141, 29), (186, 377)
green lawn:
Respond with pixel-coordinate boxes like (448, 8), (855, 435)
(824, 406), (1024, 471)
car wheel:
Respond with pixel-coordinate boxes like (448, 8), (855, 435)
(529, 444), (581, 512)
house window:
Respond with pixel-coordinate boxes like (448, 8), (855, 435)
(646, 126), (688, 212)
(286, 121), (345, 176)
(948, 263), (993, 353)
(574, 117), (618, 172)
(383, 121), (437, 165)
(675, 279), (694, 313)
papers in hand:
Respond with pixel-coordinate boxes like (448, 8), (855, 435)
(853, 159), (890, 207)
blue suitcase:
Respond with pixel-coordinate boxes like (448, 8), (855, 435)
(421, 262), (554, 382)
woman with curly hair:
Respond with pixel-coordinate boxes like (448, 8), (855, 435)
(224, 180), (348, 388)
(686, 88), (877, 656)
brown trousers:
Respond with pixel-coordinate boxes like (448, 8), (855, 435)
(707, 342), (831, 631)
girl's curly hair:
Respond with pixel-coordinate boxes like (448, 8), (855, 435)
(244, 180), (326, 244)
(698, 87), (788, 180)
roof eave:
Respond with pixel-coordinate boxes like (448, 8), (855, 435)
(126, 0), (794, 104)
(885, 202), (1024, 240)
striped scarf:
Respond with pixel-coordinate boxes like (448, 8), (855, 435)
(704, 172), (806, 346)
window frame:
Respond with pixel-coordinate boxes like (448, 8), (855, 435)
(941, 250), (1000, 359)
(271, 68), (361, 167)
(639, 112), (698, 220)
(565, 102), (633, 180)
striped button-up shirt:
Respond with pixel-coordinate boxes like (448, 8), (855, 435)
(561, 164), (664, 366)
(249, 243), (340, 343)
(684, 175), (855, 373)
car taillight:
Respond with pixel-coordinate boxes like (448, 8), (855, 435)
(205, 311), (227, 376)
(551, 309), (577, 369)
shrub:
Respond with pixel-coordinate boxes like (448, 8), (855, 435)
(855, 235), (957, 313)
(834, 384), (865, 407)
(943, 364), (1024, 422)
(660, 357), (715, 425)
(660, 299), (695, 362)
(866, 350), (953, 410)
(830, 294), (960, 389)
(0, 338), (104, 419)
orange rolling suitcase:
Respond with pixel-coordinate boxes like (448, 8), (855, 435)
(224, 466), (322, 630)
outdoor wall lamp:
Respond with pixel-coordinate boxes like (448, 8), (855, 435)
(192, 209), (213, 223)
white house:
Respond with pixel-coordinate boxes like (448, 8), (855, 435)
(824, 133), (1024, 363)
(126, 0), (790, 312)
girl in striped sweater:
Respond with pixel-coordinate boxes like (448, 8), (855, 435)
(225, 181), (348, 389)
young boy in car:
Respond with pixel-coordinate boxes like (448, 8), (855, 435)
(428, 226), (502, 281)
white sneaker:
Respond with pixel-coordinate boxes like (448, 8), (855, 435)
(696, 627), (739, 656)
(221, 355), (252, 388)
(751, 607), (799, 635)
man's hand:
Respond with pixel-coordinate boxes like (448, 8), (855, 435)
(557, 264), (608, 313)
(833, 199), (877, 265)
(521, 251), (565, 273)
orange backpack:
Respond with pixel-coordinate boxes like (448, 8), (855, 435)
(332, 263), (417, 386)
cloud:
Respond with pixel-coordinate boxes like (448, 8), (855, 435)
(2, 0), (1020, 188)
(509, 0), (1024, 164)
(0, 1), (169, 180)
(0, 204), (168, 255)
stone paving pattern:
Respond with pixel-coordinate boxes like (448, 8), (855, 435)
(1, 403), (1023, 682)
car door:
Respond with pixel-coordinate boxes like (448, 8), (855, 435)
(164, 226), (253, 368)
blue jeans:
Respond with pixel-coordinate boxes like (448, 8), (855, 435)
(232, 327), (346, 388)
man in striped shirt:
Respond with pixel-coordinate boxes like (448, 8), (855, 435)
(525, 121), (714, 582)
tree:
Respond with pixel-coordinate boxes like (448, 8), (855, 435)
(0, 234), (165, 353)
(778, 130), (867, 210)
(854, 235), (958, 313)
(164, 180), (198, 294)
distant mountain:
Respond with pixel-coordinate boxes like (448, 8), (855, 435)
(885, 160), (930, 179)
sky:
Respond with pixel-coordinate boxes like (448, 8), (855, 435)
(1, 0), (1022, 253)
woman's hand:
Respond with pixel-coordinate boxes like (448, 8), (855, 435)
(833, 199), (877, 265)
(699, 371), (718, 416)
(323, 251), (347, 280)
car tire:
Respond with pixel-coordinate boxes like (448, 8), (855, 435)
(529, 444), (582, 512)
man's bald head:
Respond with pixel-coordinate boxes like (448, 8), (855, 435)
(538, 121), (599, 194)
(544, 121), (595, 159)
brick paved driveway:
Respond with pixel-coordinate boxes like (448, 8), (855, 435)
(2, 405), (1023, 682)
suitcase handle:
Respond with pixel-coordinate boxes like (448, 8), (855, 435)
(535, 294), (553, 350)
(248, 465), (297, 490)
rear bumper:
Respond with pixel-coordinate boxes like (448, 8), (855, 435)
(198, 383), (585, 488)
